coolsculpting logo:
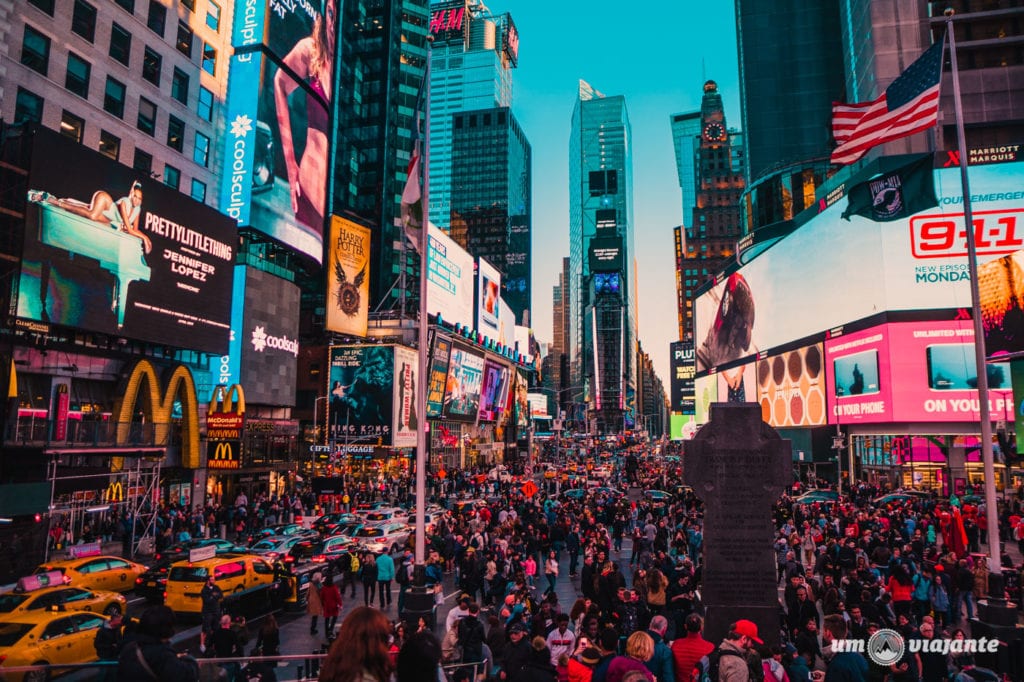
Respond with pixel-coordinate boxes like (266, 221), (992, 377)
(230, 115), (253, 138)
(834, 629), (1000, 665)
(250, 325), (299, 357)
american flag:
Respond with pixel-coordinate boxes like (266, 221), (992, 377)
(831, 39), (946, 166)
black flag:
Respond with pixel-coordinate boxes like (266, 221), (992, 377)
(842, 155), (938, 222)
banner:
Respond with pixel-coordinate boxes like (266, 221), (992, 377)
(327, 345), (394, 443)
(426, 336), (452, 418)
(427, 224), (475, 330)
(670, 342), (695, 414)
(392, 345), (419, 447)
(478, 360), (510, 422)
(208, 440), (241, 470)
(477, 257), (501, 338)
(756, 343), (827, 427)
(443, 344), (484, 421)
(326, 216), (371, 336)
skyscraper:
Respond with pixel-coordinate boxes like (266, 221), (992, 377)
(569, 80), (637, 433)
(670, 111), (702, 229)
(551, 257), (570, 409)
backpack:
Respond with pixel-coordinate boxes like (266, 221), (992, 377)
(350, 555), (360, 574)
(693, 649), (761, 682)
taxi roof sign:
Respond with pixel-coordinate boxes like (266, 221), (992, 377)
(189, 545), (217, 563)
(15, 570), (67, 593)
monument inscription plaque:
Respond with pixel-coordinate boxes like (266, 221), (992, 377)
(685, 402), (792, 648)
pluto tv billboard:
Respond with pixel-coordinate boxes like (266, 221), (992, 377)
(18, 127), (235, 354)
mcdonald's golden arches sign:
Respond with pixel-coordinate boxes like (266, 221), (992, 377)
(207, 441), (240, 470)
(207, 384), (245, 440)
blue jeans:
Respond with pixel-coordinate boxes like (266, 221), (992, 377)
(954, 590), (975, 621)
(546, 573), (557, 593)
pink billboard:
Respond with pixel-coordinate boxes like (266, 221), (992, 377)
(826, 320), (1015, 424)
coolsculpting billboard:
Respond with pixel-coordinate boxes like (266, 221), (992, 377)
(695, 161), (1024, 371)
(477, 257), (501, 338)
(426, 224), (475, 330)
(442, 344), (484, 421)
(19, 127), (235, 354)
(392, 345), (419, 447)
(327, 345), (394, 443)
(326, 216), (371, 336)
(239, 267), (300, 405)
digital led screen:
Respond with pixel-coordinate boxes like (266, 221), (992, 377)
(427, 224), (475, 330)
(442, 344), (484, 421)
(392, 345), (419, 447)
(478, 360), (510, 422)
(589, 236), (623, 273)
(477, 257), (501, 338)
(327, 345), (395, 443)
(239, 266), (300, 405)
(695, 162), (1024, 372)
(979, 249), (1024, 358)
(694, 373), (718, 425)
(19, 127), (234, 353)
(670, 341), (695, 413)
(593, 273), (620, 295)
(756, 344), (826, 427)
(425, 335), (452, 419)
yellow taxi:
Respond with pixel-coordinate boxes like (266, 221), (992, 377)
(543, 465), (558, 480)
(0, 572), (126, 617)
(0, 609), (106, 681)
(34, 556), (147, 594)
(164, 553), (277, 614)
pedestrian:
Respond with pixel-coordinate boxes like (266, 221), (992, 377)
(501, 622), (532, 681)
(458, 602), (487, 665)
(376, 550), (395, 609)
(321, 573), (343, 641)
(396, 630), (446, 682)
(545, 550), (560, 595)
(361, 552), (379, 606)
(253, 613), (281, 657)
(568, 646), (602, 682)
(308, 571), (324, 636)
(644, 616), (675, 682)
(117, 605), (200, 682)
(320, 606), (395, 682)
(94, 611), (124, 682)
(199, 574), (223, 653)
(714, 620), (763, 682)
(670, 614), (714, 677)
(606, 631), (655, 682)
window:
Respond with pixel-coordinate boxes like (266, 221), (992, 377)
(193, 131), (210, 166)
(201, 42), (217, 75)
(171, 68), (189, 104)
(15, 88), (44, 124)
(142, 47), (161, 85)
(206, 1), (221, 31)
(98, 131), (120, 160)
(197, 86), (213, 121)
(133, 148), (153, 174)
(71, 0), (97, 42)
(164, 164), (180, 190)
(28, 0), (55, 15)
(190, 178), (206, 202)
(137, 98), (157, 136)
(167, 115), (185, 151)
(65, 52), (90, 98)
(147, 0), (166, 36)
(109, 23), (132, 66)
(181, 0), (194, 9)
(60, 110), (85, 142)
(21, 25), (50, 76)
(176, 21), (193, 57)
(103, 77), (126, 117)
(115, 0), (134, 12)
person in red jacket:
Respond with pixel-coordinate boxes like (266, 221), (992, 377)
(886, 564), (915, 619)
(320, 572), (343, 642)
(670, 614), (714, 679)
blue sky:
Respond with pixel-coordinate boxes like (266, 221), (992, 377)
(510, 3), (742, 385)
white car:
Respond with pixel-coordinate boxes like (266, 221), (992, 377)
(361, 507), (409, 525)
(353, 522), (411, 554)
(488, 466), (512, 483)
(593, 464), (614, 480)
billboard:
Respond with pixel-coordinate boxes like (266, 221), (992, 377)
(694, 373), (718, 425)
(979, 249), (1024, 358)
(527, 392), (551, 419)
(589, 236), (623, 273)
(19, 127), (234, 354)
(669, 413), (697, 441)
(670, 342), (696, 413)
(514, 370), (529, 427)
(425, 335), (452, 418)
(756, 343), (827, 427)
(218, 264), (248, 387)
(442, 344), (484, 421)
(427, 224), (475, 330)
(477, 257), (501, 338)
(327, 345), (394, 443)
(326, 216), (371, 336)
(392, 345), (419, 447)
(239, 267), (300, 405)
(695, 161), (1024, 372)
(478, 360), (511, 422)
(221, 0), (334, 264)
(498, 299), (515, 349)
(824, 320), (1014, 424)
(717, 359), (757, 404)
(429, 1), (468, 45)
(502, 14), (519, 67)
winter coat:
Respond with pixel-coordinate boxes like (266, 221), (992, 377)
(117, 636), (200, 681)
(307, 580), (324, 616)
(376, 553), (396, 581)
(643, 631), (675, 682)
(321, 582), (342, 618)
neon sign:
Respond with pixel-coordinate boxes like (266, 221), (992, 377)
(430, 7), (464, 35)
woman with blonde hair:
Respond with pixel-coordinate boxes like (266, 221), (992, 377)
(605, 631), (655, 682)
(319, 606), (394, 682)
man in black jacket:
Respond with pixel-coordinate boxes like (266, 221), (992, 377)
(500, 622), (531, 681)
(458, 602), (486, 665)
(199, 575), (223, 652)
(94, 611), (123, 681)
(118, 606), (199, 681)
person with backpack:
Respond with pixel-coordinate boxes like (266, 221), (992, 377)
(821, 615), (866, 682)
(696, 619), (763, 682)
(458, 603), (487, 666)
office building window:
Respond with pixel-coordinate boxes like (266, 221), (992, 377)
(142, 47), (161, 85)
(201, 42), (216, 75)
(190, 178), (206, 203)
(60, 110), (85, 142)
(193, 131), (210, 166)
(115, 0), (135, 12)
(176, 21), (193, 57)
(28, 0), (55, 15)
(181, 0), (194, 10)
(167, 115), (185, 151)
(109, 23), (132, 65)
(21, 25), (50, 76)
(71, 0), (97, 42)
(164, 164), (180, 190)
(103, 77), (126, 118)
(65, 52), (90, 98)
(137, 98), (157, 136)
(98, 131), (120, 160)
(147, 0), (165, 36)
(197, 86), (213, 121)
(206, 1), (221, 31)
(133, 148), (153, 174)
(171, 68), (189, 104)
(15, 88), (44, 124)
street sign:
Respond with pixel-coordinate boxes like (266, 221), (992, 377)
(521, 481), (538, 497)
(309, 445), (331, 453)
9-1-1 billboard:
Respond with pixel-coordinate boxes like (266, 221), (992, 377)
(18, 127), (235, 354)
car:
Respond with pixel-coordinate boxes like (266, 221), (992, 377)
(451, 499), (487, 516)
(164, 554), (277, 614)
(134, 558), (174, 603)
(590, 486), (624, 499)
(310, 535), (358, 572)
(362, 508), (409, 525)
(872, 491), (929, 506)
(352, 522), (411, 554)
(154, 538), (246, 563)
(0, 574), (126, 617)
(0, 609), (107, 682)
(34, 556), (147, 594)
(543, 465), (558, 480)
(249, 535), (318, 562)
(561, 488), (588, 501)
(593, 464), (614, 480)
(312, 512), (359, 537)
(332, 521), (369, 541)
(793, 490), (841, 505)
(488, 466), (512, 483)
(248, 523), (318, 545)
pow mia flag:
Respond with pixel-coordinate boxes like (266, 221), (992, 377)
(842, 154), (937, 222)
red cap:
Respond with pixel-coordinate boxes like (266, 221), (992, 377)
(734, 619), (763, 644)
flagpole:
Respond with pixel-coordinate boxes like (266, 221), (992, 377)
(945, 10), (1002, 580)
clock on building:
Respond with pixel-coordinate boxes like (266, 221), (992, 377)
(703, 121), (726, 142)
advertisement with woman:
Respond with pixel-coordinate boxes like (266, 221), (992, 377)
(442, 344), (484, 421)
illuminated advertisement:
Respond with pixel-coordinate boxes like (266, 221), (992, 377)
(220, 0), (334, 263)
(717, 359), (757, 404)
(695, 162), (1024, 371)
(670, 341), (695, 414)
(979, 249), (1024, 358)
(756, 344), (827, 427)
(695, 373), (718, 425)
(670, 413), (698, 441)
(498, 300), (515, 349)
(19, 127), (234, 354)
(506, 214), (530, 319)
(515, 370), (529, 427)
(392, 345), (419, 447)
(442, 344), (484, 421)
(502, 14), (519, 67)
(427, 224), (475, 330)
(327, 345), (394, 443)
(825, 320), (1014, 424)
(239, 267), (300, 405)
(429, 0), (468, 45)
(326, 216), (370, 336)
(478, 360), (510, 422)
(218, 264), (248, 387)
(426, 335), (452, 419)
(527, 392), (551, 419)
(477, 257), (501, 338)
(593, 273), (620, 295)
(589, 236), (623, 273)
